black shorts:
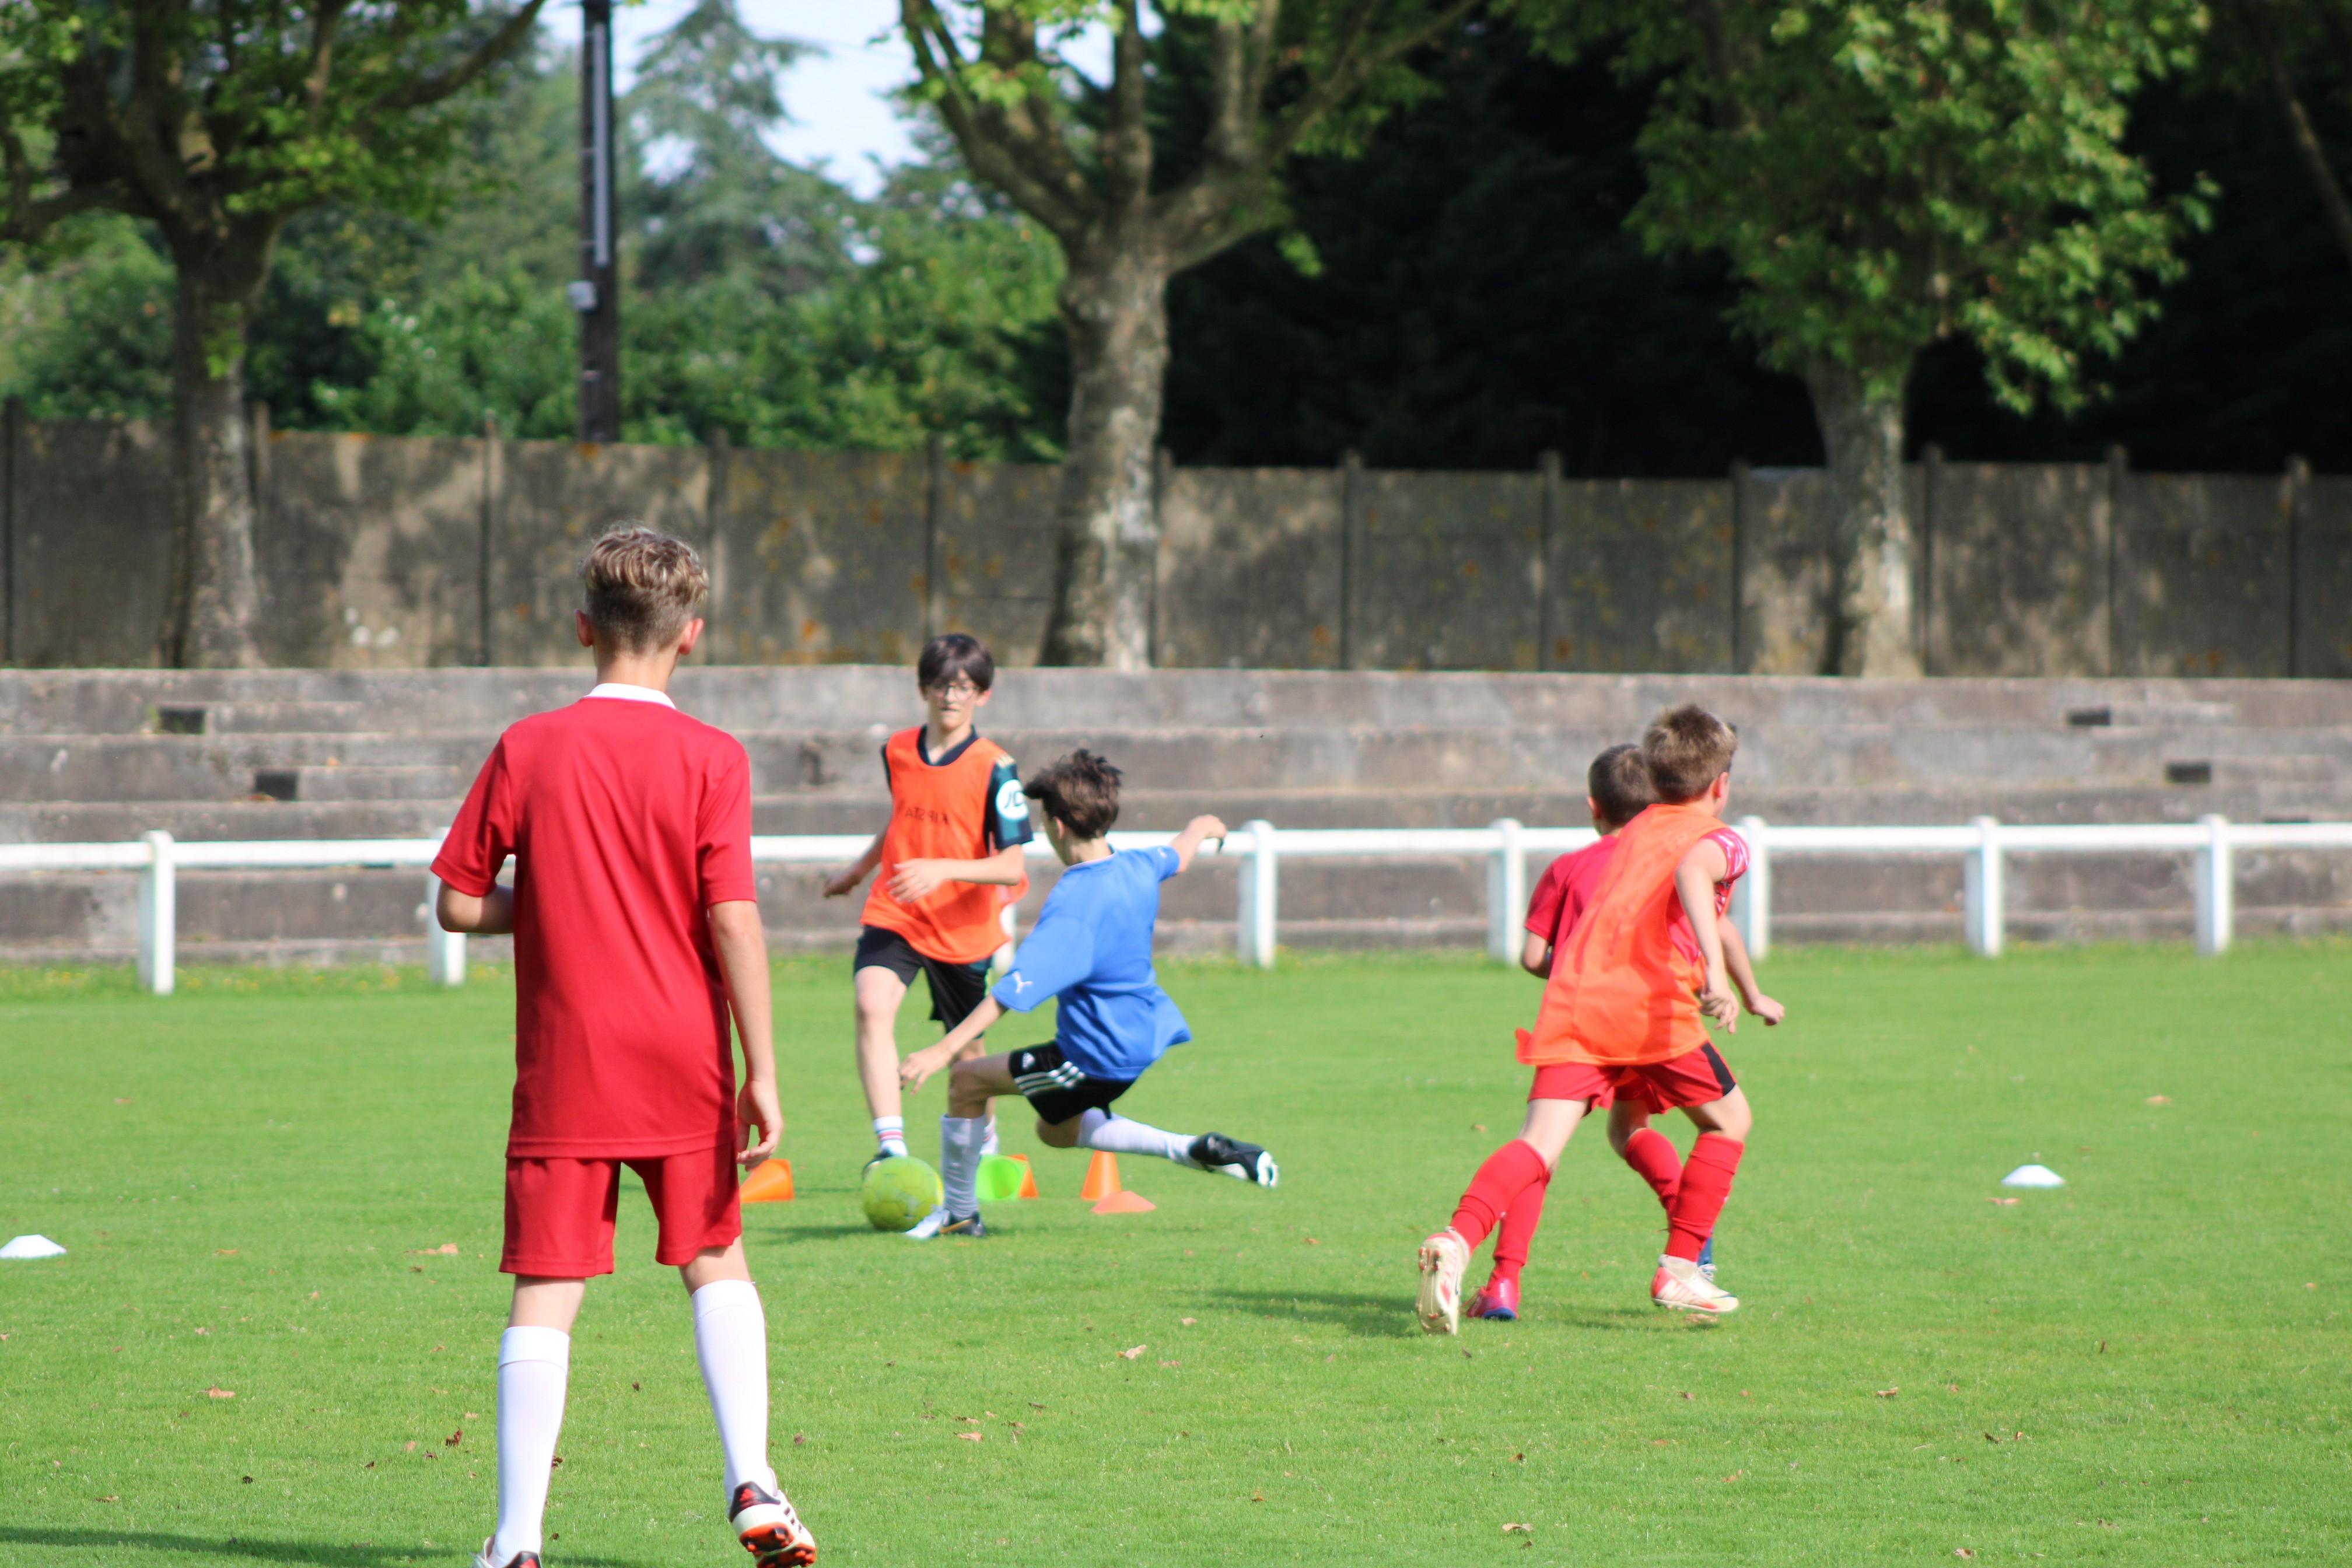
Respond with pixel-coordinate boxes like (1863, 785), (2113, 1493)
(853, 926), (992, 1030)
(1007, 1042), (1133, 1126)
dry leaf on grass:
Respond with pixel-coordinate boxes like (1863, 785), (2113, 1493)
(1180, 1317), (1197, 1326)
(1503, 1522), (1534, 1534)
(205, 1387), (235, 1400)
(194, 1327), (210, 1335)
(1473, 1124), (1488, 1133)
(96, 1494), (117, 1503)
(214, 1250), (237, 1256)
(1875, 1388), (1900, 1398)
(2145, 1096), (2172, 1106)
(408, 1244), (461, 1255)
(1160, 1360), (1181, 1368)
(444, 1430), (462, 1447)
(1955, 1549), (1978, 1559)
(1118, 1345), (1146, 1360)
(1250, 1492), (1265, 1503)
(957, 1432), (983, 1443)
(1990, 1198), (2020, 1206)
(792, 1433), (807, 1447)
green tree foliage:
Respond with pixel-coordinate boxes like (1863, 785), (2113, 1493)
(1520, 0), (2209, 674)
(0, 0), (547, 666)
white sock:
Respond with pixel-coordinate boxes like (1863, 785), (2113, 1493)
(979, 1114), (1000, 1158)
(940, 1115), (988, 1217)
(873, 1115), (907, 1157)
(692, 1280), (777, 1498)
(492, 1326), (570, 1560)
(1077, 1108), (1199, 1167)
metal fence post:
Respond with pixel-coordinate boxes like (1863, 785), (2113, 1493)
(2196, 814), (2232, 957)
(1964, 816), (2003, 957)
(1236, 820), (1278, 969)
(1732, 815), (1770, 960)
(1486, 818), (1525, 963)
(424, 874), (467, 985)
(138, 830), (176, 995)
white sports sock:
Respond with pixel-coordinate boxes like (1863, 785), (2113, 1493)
(873, 1115), (907, 1157)
(692, 1279), (777, 1497)
(492, 1325), (570, 1560)
(979, 1114), (1000, 1158)
(940, 1115), (988, 1217)
(1077, 1108), (1199, 1167)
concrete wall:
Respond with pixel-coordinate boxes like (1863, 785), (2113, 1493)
(6, 415), (2346, 678)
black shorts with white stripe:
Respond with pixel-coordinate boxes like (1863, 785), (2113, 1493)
(1007, 1042), (1133, 1126)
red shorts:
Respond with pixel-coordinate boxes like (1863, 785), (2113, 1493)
(1527, 1043), (1738, 1116)
(502, 1144), (741, 1278)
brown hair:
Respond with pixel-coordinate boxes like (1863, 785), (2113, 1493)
(917, 633), (995, 693)
(1587, 742), (1657, 829)
(1643, 703), (1738, 803)
(581, 527), (707, 652)
(1024, 750), (1123, 839)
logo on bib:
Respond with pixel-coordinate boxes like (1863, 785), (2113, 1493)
(996, 778), (1031, 821)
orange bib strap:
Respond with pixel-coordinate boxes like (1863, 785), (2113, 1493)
(1520, 803), (1720, 1068)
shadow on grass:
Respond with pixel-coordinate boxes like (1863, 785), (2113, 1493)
(746, 1220), (876, 1243)
(0, 1529), (652, 1566)
(1210, 1287), (1422, 1338)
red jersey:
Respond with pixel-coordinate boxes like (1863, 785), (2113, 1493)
(1521, 804), (1748, 1068)
(859, 727), (1033, 964)
(433, 688), (756, 1158)
(1525, 825), (1746, 967)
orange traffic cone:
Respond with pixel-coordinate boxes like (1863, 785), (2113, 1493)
(740, 1159), (794, 1203)
(1009, 1152), (1040, 1199)
(1080, 1151), (1122, 1201)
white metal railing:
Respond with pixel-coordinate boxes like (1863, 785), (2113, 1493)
(7, 814), (2351, 992)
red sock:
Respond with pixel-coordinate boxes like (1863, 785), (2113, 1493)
(1620, 1128), (1683, 1210)
(1666, 1134), (1743, 1261)
(1488, 1163), (1552, 1283)
(1448, 1139), (1550, 1253)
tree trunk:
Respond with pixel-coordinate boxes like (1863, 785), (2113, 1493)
(1039, 243), (1168, 669)
(1805, 359), (1922, 677)
(165, 262), (267, 669)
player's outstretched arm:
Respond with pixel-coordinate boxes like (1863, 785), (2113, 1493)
(887, 841), (1027, 903)
(1717, 918), (1783, 1026)
(822, 832), (886, 898)
(1674, 840), (1737, 1031)
(901, 996), (1006, 1091)
(1169, 814), (1230, 873)
(709, 900), (782, 1165)
(435, 881), (514, 935)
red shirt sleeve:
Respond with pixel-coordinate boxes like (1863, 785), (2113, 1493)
(432, 739), (514, 897)
(1524, 856), (1571, 937)
(698, 743), (757, 907)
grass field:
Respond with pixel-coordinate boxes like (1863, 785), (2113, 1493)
(2, 944), (2348, 1566)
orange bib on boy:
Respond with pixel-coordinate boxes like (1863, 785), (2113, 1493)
(1520, 801), (1721, 1068)
(860, 727), (1028, 965)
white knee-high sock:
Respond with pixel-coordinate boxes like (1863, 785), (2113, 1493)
(1077, 1108), (1199, 1166)
(492, 1326), (570, 1560)
(692, 1279), (777, 1497)
(940, 1114), (988, 1217)
(979, 1113), (1000, 1157)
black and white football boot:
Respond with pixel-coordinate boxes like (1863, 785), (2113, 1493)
(729, 1479), (818, 1566)
(1188, 1133), (1278, 1188)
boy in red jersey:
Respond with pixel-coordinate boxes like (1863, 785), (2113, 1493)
(1415, 705), (1779, 1334)
(434, 530), (813, 1568)
(1467, 743), (1778, 1321)
(822, 635), (1033, 1191)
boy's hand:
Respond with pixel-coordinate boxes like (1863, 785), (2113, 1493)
(821, 866), (864, 898)
(886, 859), (953, 903)
(1744, 990), (1786, 1026)
(899, 1042), (954, 1093)
(736, 1077), (783, 1166)
(1189, 814), (1229, 844)
(1698, 971), (1740, 1031)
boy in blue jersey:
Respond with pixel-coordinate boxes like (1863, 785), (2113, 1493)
(897, 750), (1279, 1237)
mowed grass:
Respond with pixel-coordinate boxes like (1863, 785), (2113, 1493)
(1, 946), (2348, 1567)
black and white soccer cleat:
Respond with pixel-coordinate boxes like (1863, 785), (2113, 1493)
(1188, 1133), (1278, 1188)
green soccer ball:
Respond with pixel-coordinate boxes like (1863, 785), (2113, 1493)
(861, 1156), (944, 1233)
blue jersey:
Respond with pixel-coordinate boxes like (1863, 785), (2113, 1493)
(991, 845), (1189, 1081)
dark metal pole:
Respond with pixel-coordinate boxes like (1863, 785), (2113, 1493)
(574, 0), (621, 443)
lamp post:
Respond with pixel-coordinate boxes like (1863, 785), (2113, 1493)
(573, 0), (621, 443)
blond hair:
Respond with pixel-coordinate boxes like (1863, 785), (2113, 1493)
(1643, 704), (1738, 803)
(581, 527), (707, 652)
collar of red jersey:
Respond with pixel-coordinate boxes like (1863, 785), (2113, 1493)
(583, 682), (676, 709)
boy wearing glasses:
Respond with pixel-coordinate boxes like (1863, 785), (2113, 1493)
(825, 635), (1034, 1185)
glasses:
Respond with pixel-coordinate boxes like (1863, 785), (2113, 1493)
(924, 680), (981, 700)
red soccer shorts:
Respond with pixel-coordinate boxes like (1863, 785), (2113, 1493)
(502, 1144), (741, 1278)
(1527, 1042), (1738, 1115)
